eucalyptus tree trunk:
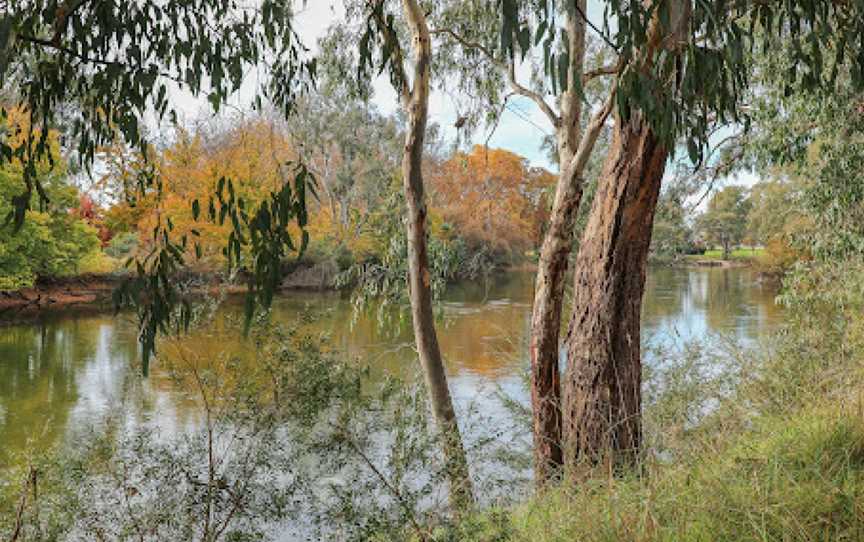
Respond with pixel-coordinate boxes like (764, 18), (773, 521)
(562, 114), (667, 471)
(560, 0), (689, 472)
(429, 4), (612, 482)
(528, 0), (592, 484)
(399, 0), (473, 511)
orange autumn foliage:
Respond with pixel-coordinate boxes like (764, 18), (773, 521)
(431, 145), (554, 255)
(108, 120), (297, 268)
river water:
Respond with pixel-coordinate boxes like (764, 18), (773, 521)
(0, 267), (783, 471)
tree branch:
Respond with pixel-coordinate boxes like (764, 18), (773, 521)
(16, 34), (187, 88)
(571, 2), (619, 53)
(51, 0), (96, 46)
(430, 26), (560, 127)
(429, 27), (498, 65)
(507, 61), (560, 127)
(582, 63), (620, 84)
(561, 81), (616, 181)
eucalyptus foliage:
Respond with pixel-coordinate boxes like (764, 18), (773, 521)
(500, 0), (864, 161)
(0, 0), (320, 368)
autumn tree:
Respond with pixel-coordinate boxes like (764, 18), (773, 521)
(104, 118), (297, 270)
(0, 0), (314, 366)
(432, 145), (553, 257)
(744, 177), (811, 270)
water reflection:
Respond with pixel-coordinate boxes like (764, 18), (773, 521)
(642, 267), (783, 346)
(0, 267), (782, 468)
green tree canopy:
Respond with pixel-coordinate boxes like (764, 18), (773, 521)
(0, 154), (99, 290)
(697, 185), (752, 259)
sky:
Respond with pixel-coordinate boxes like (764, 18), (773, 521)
(166, 0), (759, 203)
(295, 1), (558, 169)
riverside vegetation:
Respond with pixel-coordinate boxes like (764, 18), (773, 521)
(2, 0), (864, 540)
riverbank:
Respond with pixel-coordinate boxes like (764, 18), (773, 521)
(0, 257), (528, 318)
(0, 275), (120, 315)
(647, 248), (766, 269)
(683, 247), (764, 266)
(441, 268), (864, 542)
(0, 260), (340, 317)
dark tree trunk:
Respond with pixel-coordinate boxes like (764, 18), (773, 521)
(529, 87), (613, 485)
(562, 114), (668, 472)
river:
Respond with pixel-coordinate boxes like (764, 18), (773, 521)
(0, 266), (783, 473)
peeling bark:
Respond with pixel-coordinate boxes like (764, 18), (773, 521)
(558, 0), (690, 474)
(527, 1), (588, 485)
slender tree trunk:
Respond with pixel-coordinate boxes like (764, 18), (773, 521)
(400, 0), (473, 511)
(529, 175), (579, 482)
(528, 2), (588, 485)
(562, 113), (668, 472)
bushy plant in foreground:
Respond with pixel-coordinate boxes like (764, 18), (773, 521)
(0, 310), (526, 541)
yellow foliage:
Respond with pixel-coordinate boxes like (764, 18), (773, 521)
(109, 119), (296, 268)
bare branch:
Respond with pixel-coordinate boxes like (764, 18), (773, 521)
(484, 91), (516, 148)
(507, 61), (560, 127)
(582, 63), (620, 84)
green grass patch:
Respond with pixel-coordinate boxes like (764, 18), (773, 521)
(685, 248), (765, 261)
(441, 406), (864, 542)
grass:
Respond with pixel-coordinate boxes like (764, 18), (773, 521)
(446, 408), (864, 542)
(434, 282), (864, 542)
(685, 247), (765, 262)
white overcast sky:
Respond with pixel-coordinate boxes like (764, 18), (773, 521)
(166, 0), (757, 196)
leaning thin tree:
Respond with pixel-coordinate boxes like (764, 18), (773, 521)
(359, 0), (474, 511)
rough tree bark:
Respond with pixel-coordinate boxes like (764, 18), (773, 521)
(529, 93), (614, 482)
(528, 1), (618, 484)
(560, 0), (690, 473)
(562, 114), (667, 471)
(430, 0), (616, 484)
(526, 1), (587, 484)
(399, 0), (474, 510)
